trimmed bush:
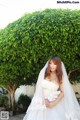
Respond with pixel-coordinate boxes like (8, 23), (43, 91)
(0, 9), (80, 85)
(17, 94), (31, 112)
(0, 95), (8, 107)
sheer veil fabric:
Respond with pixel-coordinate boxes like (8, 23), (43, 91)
(23, 61), (80, 120)
(61, 62), (80, 119)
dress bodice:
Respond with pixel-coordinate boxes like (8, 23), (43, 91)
(42, 79), (59, 91)
(41, 79), (60, 101)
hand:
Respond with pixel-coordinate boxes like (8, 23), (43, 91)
(44, 99), (54, 108)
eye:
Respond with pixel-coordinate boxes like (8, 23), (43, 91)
(49, 61), (52, 65)
(49, 62), (51, 64)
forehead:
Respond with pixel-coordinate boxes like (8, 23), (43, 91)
(49, 59), (56, 64)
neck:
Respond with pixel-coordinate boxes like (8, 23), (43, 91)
(51, 70), (56, 75)
(50, 71), (57, 80)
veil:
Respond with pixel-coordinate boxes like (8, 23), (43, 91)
(26, 61), (80, 120)
(61, 62), (80, 119)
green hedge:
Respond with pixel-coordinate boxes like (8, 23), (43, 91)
(0, 95), (8, 107)
(17, 94), (31, 113)
(0, 9), (80, 85)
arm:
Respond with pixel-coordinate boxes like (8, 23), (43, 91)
(45, 81), (64, 108)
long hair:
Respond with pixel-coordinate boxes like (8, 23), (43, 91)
(45, 57), (63, 83)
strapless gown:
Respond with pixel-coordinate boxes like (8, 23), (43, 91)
(23, 80), (67, 120)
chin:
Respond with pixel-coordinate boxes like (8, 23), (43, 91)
(51, 69), (56, 72)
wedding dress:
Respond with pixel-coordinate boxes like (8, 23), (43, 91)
(41, 79), (60, 102)
(23, 61), (80, 120)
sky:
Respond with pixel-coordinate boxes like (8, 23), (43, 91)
(0, 0), (80, 29)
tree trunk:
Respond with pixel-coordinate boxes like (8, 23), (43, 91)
(7, 84), (17, 112)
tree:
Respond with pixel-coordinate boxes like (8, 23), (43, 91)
(0, 8), (80, 111)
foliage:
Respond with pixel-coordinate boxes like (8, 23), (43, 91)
(17, 94), (31, 112)
(0, 8), (80, 86)
(69, 69), (80, 83)
(0, 95), (8, 107)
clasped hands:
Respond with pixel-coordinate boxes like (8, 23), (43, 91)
(44, 99), (56, 108)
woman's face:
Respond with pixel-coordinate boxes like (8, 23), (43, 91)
(49, 60), (57, 72)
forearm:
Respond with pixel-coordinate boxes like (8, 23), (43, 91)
(45, 91), (64, 108)
(52, 91), (64, 106)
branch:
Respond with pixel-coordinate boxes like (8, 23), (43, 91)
(68, 68), (80, 79)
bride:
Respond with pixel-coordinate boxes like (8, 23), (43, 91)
(23, 56), (80, 120)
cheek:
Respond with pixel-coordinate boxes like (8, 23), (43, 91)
(53, 65), (57, 70)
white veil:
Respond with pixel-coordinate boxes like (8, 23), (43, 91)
(26, 61), (80, 120)
(62, 62), (80, 119)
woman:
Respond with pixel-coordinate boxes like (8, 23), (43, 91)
(23, 56), (80, 120)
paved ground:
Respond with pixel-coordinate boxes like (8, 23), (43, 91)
(9, 114), (25, 120)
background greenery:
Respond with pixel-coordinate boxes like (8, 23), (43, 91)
(0, 9), (80, 85)
(17, 94), (31, 113)
(0, 8), (80, 110)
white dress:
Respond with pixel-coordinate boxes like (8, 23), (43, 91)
(23, 79), (67, 120)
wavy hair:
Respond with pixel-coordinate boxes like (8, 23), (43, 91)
(45, 57), (63, 83)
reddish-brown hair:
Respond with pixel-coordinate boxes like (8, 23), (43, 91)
(45, 57), (63, 83)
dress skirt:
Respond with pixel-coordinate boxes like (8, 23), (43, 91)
(23, 99), (67, 120)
